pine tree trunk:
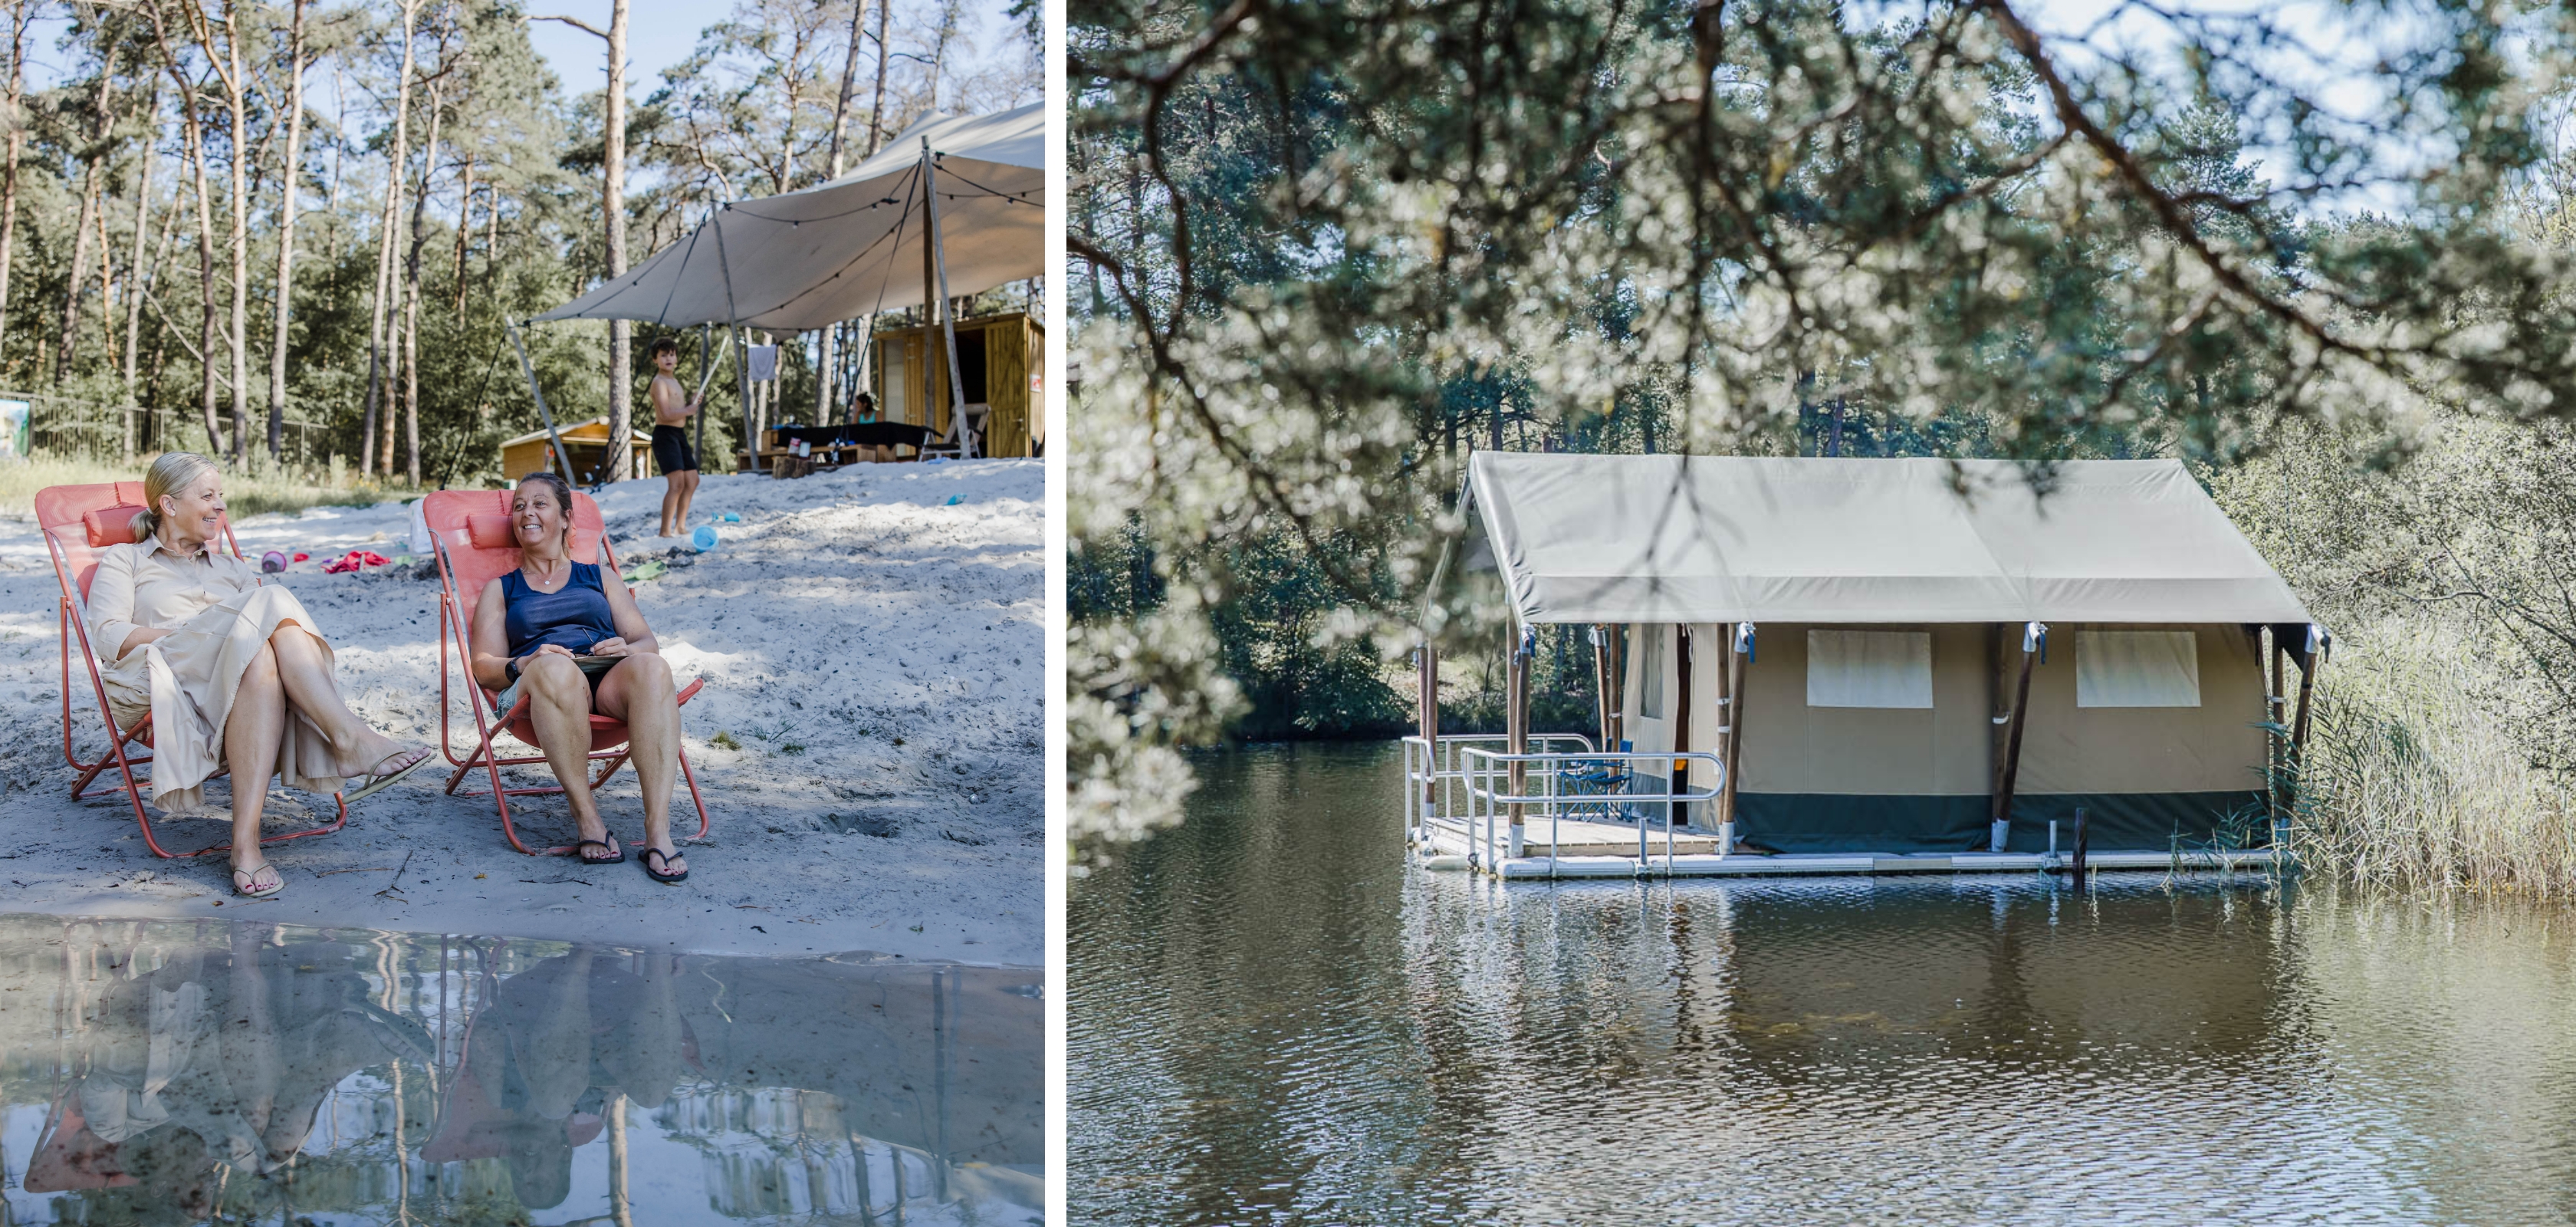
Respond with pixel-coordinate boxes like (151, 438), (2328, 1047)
(126, 137), (162, 398)
(222, 2), (250, 461)
(362, 0), (419, 476)
(603, 0), (631, 482)
(0, 1), (28, 370)
(56, 70), (114, 384)
(450, 156), (472, 313)
(866, 0), (892, 157)
(402, 81), (441, 486)
(265, 0), (306, 460)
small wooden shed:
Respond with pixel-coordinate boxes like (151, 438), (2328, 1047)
(498, 416), (652, 484)
(869, 311), (1046, 458)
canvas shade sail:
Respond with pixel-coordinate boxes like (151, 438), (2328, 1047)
(1463, 453), (2313, 626)
(535, 104), (1043, 328)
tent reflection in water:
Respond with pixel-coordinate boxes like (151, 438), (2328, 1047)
(1411, 454), (2328, 877)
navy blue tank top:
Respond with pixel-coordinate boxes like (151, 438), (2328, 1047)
(501, 562), (618, 658)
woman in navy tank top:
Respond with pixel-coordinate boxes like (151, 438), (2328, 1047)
(468, 473), (692, 881)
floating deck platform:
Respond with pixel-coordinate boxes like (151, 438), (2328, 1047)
(1414, 817), (2283, 878)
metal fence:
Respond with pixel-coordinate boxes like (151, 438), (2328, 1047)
(15, 390), (340, 467)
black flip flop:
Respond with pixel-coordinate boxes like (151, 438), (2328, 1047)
(576, 837), (625, 865)
(642, 847), (689, 883)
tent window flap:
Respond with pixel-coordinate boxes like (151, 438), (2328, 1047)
(2077, 630), (2201, 707)
(1806, 630), (1933, 709)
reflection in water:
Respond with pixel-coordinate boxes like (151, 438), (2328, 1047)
(1070, 742), (2576, 1226)
(0, 916), (1040, 1225)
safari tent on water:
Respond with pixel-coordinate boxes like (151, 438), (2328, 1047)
(1410, 452), (2328, 877)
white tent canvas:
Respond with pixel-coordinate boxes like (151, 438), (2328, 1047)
(537, 104), (1043, 328)
(1463, 453), (2314, 627)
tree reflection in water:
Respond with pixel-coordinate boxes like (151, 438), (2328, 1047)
(0, 916), (1040, 1225)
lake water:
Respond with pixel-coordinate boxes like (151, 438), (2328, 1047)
(1069, 742), (2576, 1226)
(0, 916), (1040, 1225)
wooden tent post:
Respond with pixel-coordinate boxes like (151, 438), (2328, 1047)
(2268, 627), (2288, 827)
(1671, 625), (1693, 830)
(1418, 637), (1439, 837)
(503, 316), (574, 485)
(1721, 623), (1748, 849)
(1506, 624), (1529, 857)
(922, 138), (971, 455)
(2285, 625), (2327, 814)
(1605, 626), (1625, 751)
(1591, 624), (1612, 752)
(1992, 621), (2042, 851)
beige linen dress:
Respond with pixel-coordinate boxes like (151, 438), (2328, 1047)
(85, 538), (347, 816)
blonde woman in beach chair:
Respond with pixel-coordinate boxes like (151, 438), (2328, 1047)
(58, 452), (436, 899)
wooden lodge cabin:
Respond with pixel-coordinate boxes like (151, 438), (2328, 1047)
(498, 416), (652, 485)
(866, 311), (1045, 459)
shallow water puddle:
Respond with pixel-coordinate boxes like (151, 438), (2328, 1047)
(0, 914), (1040, 1225)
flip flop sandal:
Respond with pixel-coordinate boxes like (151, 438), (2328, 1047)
(344, 748), (434, 805)
(576, 837), (626, 864)
(232, 865), (284, 899)
(642, 847), (689, 884)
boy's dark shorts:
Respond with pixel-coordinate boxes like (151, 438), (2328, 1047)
(652, 425), (697, 475)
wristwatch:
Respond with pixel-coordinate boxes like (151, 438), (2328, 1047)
(504, 656), (524, 685)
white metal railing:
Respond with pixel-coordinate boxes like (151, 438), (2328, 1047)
(1401, 733), (1594, 843)
(1405, 735), (1727, 877)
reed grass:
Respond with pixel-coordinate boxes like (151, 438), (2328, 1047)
(0, 451), (422, 521)
(2288, 619), (2576, 896)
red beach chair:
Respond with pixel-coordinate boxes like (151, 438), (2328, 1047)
(37, 481), (347, 857)
(425, 488), (711, 855)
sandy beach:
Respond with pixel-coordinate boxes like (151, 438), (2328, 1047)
(0, 459), (1043, 965)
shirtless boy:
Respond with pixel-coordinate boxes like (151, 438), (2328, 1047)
(647, 337), (702, 539)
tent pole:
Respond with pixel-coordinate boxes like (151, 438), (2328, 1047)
(1993, 622), (2041, 854)
(1591, 624), (1612, 753)
(1418, 637), (1438, 839)
(2285, 626), (2327, 817)
(1604, 625), (1625, 752)
(1506, 623), (1528, 859)
(922, 137), (972, 457)
(1671, 625), (1692, 832)
(692, 322), (714, 461)
(504, 316), (573, 485)
(2268, 627), (2288, 830)
(734, 324), (757, 474)
(1721, 625), (1746, 850)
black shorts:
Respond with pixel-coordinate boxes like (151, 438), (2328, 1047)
(652, 424), (697, 475)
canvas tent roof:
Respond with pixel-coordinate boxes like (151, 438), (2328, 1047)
(535, 104), (1043, 329)
(1463, 453), (2313, 627)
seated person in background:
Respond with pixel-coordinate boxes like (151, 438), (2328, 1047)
(86, 452), (435, 899)
(468, 472), (692, 882)
(847, 391), (896, 462)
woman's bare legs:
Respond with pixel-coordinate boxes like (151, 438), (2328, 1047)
(524, 653), (616, 857)
(225, 642), (286, 889)
(267, 621), (415, 776)
(596, 653), (683, 875)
